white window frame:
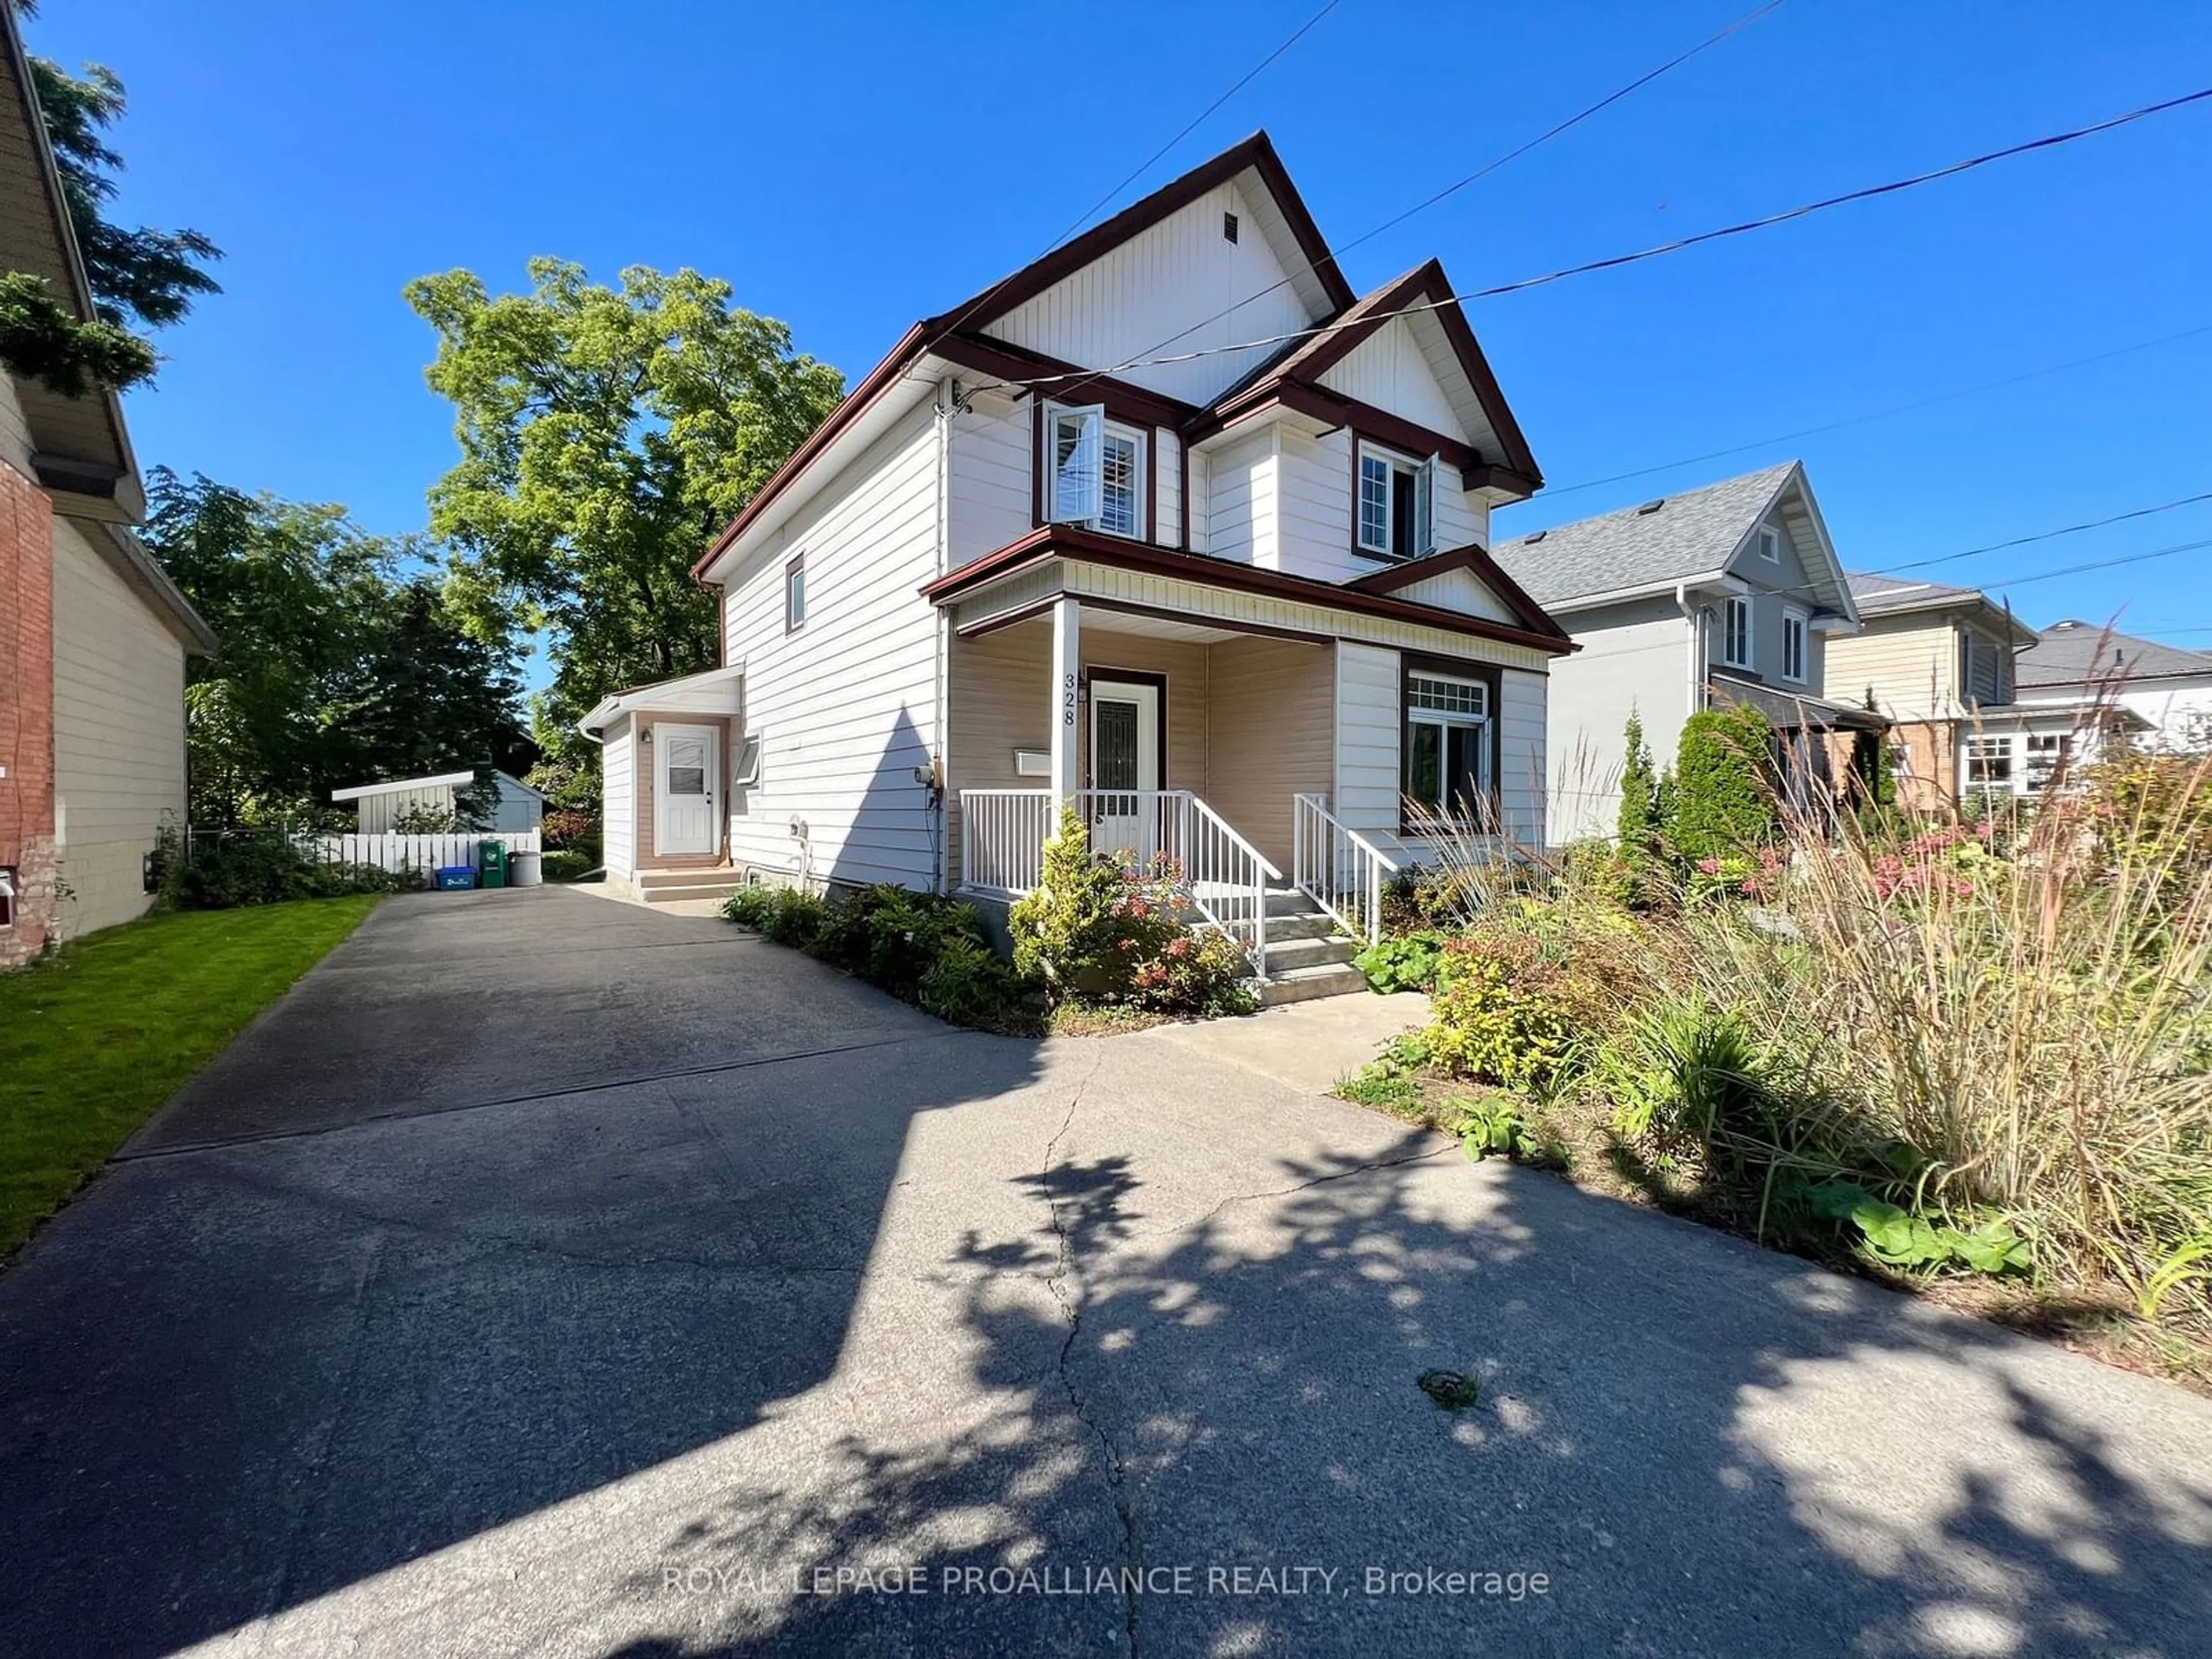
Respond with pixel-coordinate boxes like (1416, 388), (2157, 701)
(1720, 596), (1753, 669)
(784, 553), (806, 632)
(732, 734), (762, 789)
(1354, 440), (1435, 562)
(1964, 734), (2015, 791)
(1402, 671), (1494, 823)
(2022, 731), (2069, 794)
(1755, 524), (1781, 563)
(1044, 403), (1145, 540)
(1780, 606), (1809, 684)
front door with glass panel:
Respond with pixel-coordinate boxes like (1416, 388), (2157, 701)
(1087, 679), (1160, 861)
(654, 722), (719, 858)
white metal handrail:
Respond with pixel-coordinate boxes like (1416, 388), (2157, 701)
(959, 786), (1281, 969)
(1292, 791), (1399, 946)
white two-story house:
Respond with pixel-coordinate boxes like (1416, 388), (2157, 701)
(579, 132), (1573, 985)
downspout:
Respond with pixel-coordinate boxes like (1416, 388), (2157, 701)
(1676, 582), (1703, 718)
(930, 378), (957, 894)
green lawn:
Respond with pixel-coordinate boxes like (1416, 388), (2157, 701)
(0, 897), (379, 1258)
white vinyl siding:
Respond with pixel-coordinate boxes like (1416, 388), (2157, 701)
(600, 715), (636, 877)
(721, 399), (943, 890)
(50, 517), (189, 938)
(1333, 642), (1401, 843)
(946, 393), (1033, 557)
(990, 179), (1319, 407)
(1497, 668), (1547, 848)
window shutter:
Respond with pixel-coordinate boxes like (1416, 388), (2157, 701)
(1414, 457), (1437, 557)
(1048, 405), (1104, 525)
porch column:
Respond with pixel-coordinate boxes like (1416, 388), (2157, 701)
(1050, 596), (1081, 816)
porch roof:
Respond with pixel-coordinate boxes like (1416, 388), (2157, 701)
(576, 664), (744, 737)
(1710, 672), (1887, 733)
(922, 525), (1577, 657)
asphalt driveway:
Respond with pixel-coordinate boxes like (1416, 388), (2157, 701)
(2, 886), (2209, 1657)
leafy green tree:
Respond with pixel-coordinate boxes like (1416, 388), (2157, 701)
(1670, 704), (1778, 863)
(1, 2), (222, 391)
(1618, 709), (1659, 857)
(407, 260), (843, 771)
(143, 468), (524, 824)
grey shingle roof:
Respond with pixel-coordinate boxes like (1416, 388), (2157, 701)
(1847, 571), (1984, 613)
(1494, 462), (1798, 609)
(2017, 620), (2212, 688)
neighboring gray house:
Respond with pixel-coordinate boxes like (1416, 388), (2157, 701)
(1493, 461), (1869, 843)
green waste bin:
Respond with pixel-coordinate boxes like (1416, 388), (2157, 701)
(478, 839), (507, 889)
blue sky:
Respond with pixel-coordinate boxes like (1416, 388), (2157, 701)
(36, 0), (2212, 675)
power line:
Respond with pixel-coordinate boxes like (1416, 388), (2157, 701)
(969, 83), (2212, 395)
(1877, 490), (2212, 574)
(1115, 0), (1790, 373)
(1535, 322), (2212, 499)
(920, 1), (1344, 354)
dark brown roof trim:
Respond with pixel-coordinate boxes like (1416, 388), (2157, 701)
(919, 132), (1355, 340)
(921, 524), (1576, 657)
(694, 321), (929, 577)
(1190, 258), (1543, 491)
(1344, 541), (1567, 643)
(934, 333), (1203, 429)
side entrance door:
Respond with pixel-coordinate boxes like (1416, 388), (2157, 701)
(654, 722), (719, 859)
(1086, 678), (1161, 861)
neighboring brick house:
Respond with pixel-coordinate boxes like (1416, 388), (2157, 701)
(0, 14), (215, 967)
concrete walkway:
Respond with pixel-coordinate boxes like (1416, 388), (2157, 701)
(2, 888), (2207, 1657)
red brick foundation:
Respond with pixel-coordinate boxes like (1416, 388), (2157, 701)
(0, 461), (57, 968)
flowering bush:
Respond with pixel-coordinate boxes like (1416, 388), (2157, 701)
(1008, 810), (1253, 1015)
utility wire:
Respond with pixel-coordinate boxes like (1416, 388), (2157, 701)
(1116, 0), (1790, 371)
(967, 84), (2212, 396)
(1536, 322), (2212, 499)
(920, 0), (1344, 353)
(1876, 491), (2212, 575)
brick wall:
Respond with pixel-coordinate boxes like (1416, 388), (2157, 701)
(0, 460), (56, 967)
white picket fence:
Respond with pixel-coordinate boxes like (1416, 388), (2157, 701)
(317, 830), (540, 878)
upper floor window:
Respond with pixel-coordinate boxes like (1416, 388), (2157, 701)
(1046, 404), (1145, 540)
(1781, 607), (1808, 683)
(1755, 525), (1781, 563)
(1356, 441), (1434, 562)
(1960, 634), (2009, 706)
(1720, 596), (1752, 669)
(785, 553), (806, 632)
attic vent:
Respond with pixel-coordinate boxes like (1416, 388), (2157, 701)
(1635, 499), (1666, 515)
(1222, 211), (1239, 244)
(1524, 529), (1548, 544)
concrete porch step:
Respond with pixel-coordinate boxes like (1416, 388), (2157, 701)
(1262, 933), (1361, 974)
(636, 868), (746, 905)
(1257, 960), (1374, 1006)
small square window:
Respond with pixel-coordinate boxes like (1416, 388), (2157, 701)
(785, 554), (806, 632)
(1756, 525), (1781, 563)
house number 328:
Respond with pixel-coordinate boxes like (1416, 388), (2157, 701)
(1063, 674), (1077, 726)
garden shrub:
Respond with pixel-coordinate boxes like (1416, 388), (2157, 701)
(1668, 704), (1776, 863)
(1617, 710), (1660, 860)
(161, 831), (411, 910)
(1354, 931), (1445, 994)
(757, 887), (828, 949)
(1422, 934), (1593, 1094)
(1007, 810), (1253, 1016)
(540, 849), (591, 882)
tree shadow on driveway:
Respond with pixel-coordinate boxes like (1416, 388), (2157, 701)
(618, 1093), (2212, 1658)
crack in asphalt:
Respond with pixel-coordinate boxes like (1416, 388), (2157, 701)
(1037, 1049), (1142, 1656)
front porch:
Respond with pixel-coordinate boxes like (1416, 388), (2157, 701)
(945, 597), (1399, 990)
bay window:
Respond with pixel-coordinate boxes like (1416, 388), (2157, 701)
(1356, 441), (1435, 562)
(1044, 403), (1146, 540)
(1402, 668), (1495, 827)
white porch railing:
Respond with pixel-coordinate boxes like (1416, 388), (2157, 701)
(957, 787), (1281, 965)
(960, 789), (1056, 896)
(1292, 792), (1398, 947)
